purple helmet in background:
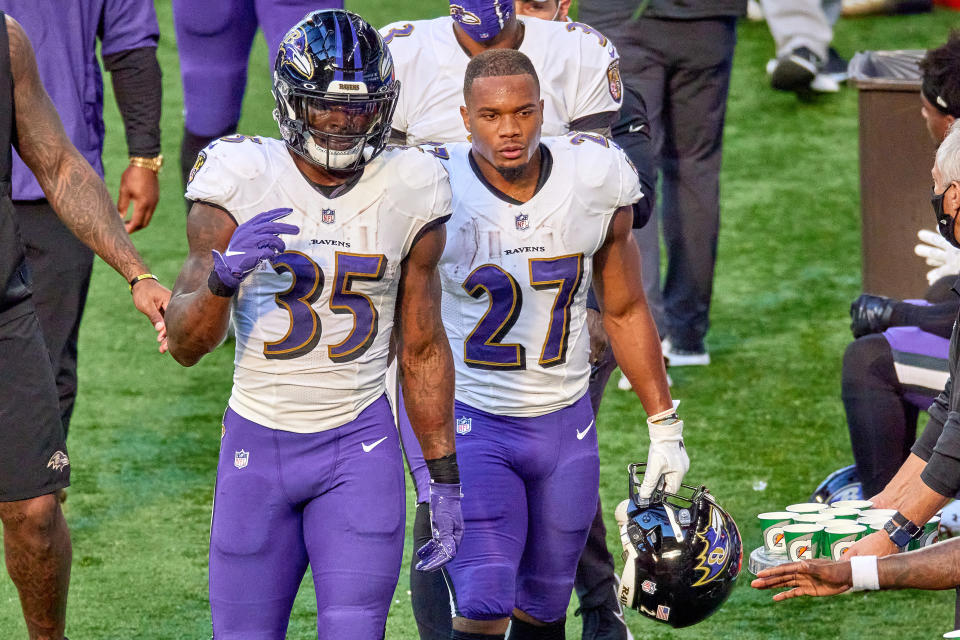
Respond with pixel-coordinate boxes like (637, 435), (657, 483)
(449, 0), (514, 42)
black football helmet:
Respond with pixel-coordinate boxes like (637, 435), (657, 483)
(272, 10), (399, 172)
(809, 464), (864, 504)
(615, 463), (742, 628)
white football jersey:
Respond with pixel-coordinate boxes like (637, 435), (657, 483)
(185, 136), (452, 433)
(380, 16), (623, 144)
(437, 133), (642, 416)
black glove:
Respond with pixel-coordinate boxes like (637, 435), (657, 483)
(850, 294), (897, 338)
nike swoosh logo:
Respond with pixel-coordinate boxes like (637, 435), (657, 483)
(224, 249), (244, 257)
(361, 436), (388, 453)
(628, 123), (645, 133)
(576, 420), (594, 440)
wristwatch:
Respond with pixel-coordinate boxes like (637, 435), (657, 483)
(129, 154), (163, 173)
(882, 512), (922, 549)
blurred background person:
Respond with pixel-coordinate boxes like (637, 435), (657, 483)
(0, 0), (162, 440)
(172, 0), (343, 199)
(760, 0), (848, 94)
(579, 0), (746, 367)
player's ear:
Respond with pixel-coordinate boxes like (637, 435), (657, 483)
(460, 105), (471, 133)
(559, 0), (572, 19)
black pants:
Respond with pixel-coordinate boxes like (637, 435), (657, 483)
(598, 17), (738, 350)
(410, 354), (621, 639)
(841, 334), (919, 497)
(14, 200), (93, 438)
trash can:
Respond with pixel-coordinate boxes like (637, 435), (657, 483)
(850, 50), (937, 299)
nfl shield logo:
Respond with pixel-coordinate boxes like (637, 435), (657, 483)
(234, 449), (249, 470)
(321, 208), (336, 224)
(455, 417), (472, 435)
(515, 213), (529, 230)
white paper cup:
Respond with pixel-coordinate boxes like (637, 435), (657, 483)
(783, 523), (824, 561)
(820, 507), (860, 520)
(821, 523), (867, 560)
(832, 499), (873, 510)
(792, 513), (835, 525)
(786, 502), (828, 514)
(757, 511), (795, 555)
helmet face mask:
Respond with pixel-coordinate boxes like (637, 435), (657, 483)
(273, 10), (400, 174)
(616, 463), (742, 629)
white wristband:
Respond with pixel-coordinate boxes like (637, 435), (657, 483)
(850, 555), (880, 591)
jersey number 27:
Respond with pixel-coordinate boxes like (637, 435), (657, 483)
(463, 254), (584, 370)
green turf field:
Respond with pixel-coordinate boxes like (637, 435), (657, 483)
(2, 2), (960, 638)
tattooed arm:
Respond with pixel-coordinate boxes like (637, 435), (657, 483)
(6, 15), (169, 342)
(752, 537), (960, 600)
(397, 223), (456, 461)
(164, 203), (235, 366)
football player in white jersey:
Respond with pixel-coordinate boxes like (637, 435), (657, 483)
(381, 0), (622, 145)
(163, 11), (463, 639)
(432, 49), (688, 640)
(379, 3), (636, 639)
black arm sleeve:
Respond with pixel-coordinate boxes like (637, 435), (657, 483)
(889, 299), (960, 339)
(611, 87), (656, 229)
(913, 376), (952, 461)
(102, 46), (161, 157)
(921, 409), (960, 497)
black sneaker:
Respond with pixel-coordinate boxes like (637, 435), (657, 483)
(577, 601), (633, 640)
(823, 47), (849, 83)
(771, 46), (823, 92)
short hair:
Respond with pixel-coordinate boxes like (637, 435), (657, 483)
(921, 32), (960, 118)
(463, 49), (540, 103)
(937, 120), (960, 184)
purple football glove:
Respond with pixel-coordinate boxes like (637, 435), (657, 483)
(212, 208), (299, 288)
(416, 481), (464, 572)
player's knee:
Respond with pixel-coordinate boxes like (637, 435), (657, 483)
(508, 614), (565, 640)
(842, 334), (891, 391)
(454, 563), (515, 620)
(317, 605), (385, 640)
(211, 474), (277, 555)
(515, 576), (574, 624)
(0, 493), (60, 543)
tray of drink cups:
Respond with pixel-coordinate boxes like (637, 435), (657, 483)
(749, 500), (940, 575)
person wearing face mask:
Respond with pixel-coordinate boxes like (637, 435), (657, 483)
(838, 119), (960, 560)
(835, 35), (960, 505)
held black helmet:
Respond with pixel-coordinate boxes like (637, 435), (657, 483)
(273, 10), (400, 172)
(615, 463), (742, 628)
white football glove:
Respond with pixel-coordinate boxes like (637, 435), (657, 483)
(915, 228), (960, 284)
(638, 408), (690, 502)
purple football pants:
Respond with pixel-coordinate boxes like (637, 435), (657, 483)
(444, 394), (599, 623)
(210, 396), (403, 639)
(172, 0), (342, 138)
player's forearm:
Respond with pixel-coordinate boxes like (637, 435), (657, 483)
(400, 336), (456, 460)
(896, 475), (951, 527)
(41, 145), (149, 281)
(878, 537), (960, 590)
(604, 303), (672, 415)
(165, 283), (231, 366)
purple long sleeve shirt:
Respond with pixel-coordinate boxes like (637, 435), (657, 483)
(0, 0), (158, 200)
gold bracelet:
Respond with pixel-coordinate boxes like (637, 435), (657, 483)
(129, 154), (163, 173)
(129, 273), (159, 292)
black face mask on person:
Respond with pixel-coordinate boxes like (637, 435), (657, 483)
(933, 183), (960, 249)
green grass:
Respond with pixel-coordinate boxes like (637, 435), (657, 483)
(2, 2), (960, 638)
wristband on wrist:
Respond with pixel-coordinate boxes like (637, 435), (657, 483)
(850, 555), (880, 591)
(648, 407), (680, 425)
(207, 270), (237, 298)
(128, 273), (158, 292)
(425, 452), (460, 484)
